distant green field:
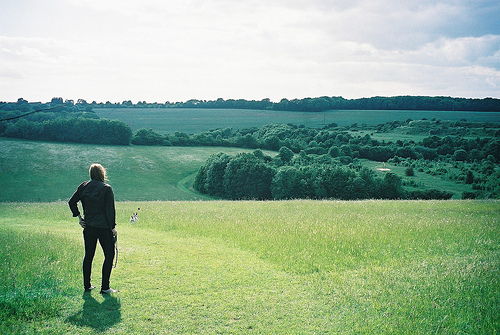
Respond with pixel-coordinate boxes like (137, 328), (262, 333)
(0, 138), (274, 202)
(95, 108), (500, 134)
(1, 200), (498, 334)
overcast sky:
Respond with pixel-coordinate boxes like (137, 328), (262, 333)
(1, 0), (499, 102)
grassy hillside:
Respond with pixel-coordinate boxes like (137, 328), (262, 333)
(0, 138), (274, 202)
(95, 108), (500, 134)
(0, 200), (498, 334)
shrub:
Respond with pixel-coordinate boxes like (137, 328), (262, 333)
(453, 149), (468, 161)
(336, 156), (353, 165)
(378, 173), (403, 199)
(304, 147), (327, 155)
(405, 167), (415, 176)
(277, 146), (294, 163)
(132, 129), (166, 145)
(407, 189), (453, 200)
(462, 191), (478, 199)
(328, 146), (340, 157)
(465, 171), (474, 184)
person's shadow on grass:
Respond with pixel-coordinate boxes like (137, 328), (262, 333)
(66, 292), (121, 332)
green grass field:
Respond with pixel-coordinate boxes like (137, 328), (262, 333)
(94, 108), (500, 134)
(0, 138), (275, 202)
(0, 200), (498, 334)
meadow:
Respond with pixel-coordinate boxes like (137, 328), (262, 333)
(0, 138), (274, 202)
(94, 108), (500, 134)
(0, 200), (498, 334)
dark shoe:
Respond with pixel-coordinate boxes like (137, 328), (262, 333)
(84, 286), (96, 292)
(100, 288), (119, 294)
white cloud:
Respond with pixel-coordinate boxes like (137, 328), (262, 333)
(0, 0), (499, 101)
(417, 35), (500, 68)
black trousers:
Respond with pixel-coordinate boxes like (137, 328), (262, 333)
(83, 226), (115, 290)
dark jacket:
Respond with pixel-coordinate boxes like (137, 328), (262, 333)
(68, 180), (116, 229)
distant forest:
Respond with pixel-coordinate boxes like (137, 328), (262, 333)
(118, 96), (500, 112)
(1, 95), (500, 112)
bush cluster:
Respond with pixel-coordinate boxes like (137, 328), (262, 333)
(131, 123), (499, 164)
(194, 150), (451, 200)
(0, 102), (132, 145)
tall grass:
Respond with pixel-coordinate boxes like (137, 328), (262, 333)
(0, 225), (80, 333)
(129, 200), (499, 272)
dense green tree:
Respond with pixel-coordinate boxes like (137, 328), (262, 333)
(328, 146), (340, 157)
(359, 146), (394, 161)
(223, 153), (276, 200)
(453, 149), (468, 161)
(271, 166), (307, 199)
(414, 146), (438, 160)
(234, 134), (259, 148)
(193, 164), (209, 193)
(483, 140), (500, 162)
(277, 146), (294, 163)
(132, 129), (167, 145)
(356, 168), (378, 199)
(340, 144), (352, 156)
(378, 173), (403, 199)
(465, 170), (474, 184)
(3, 117), (131, 145)
(205, 153), (232, 196)
(311, 166), (356, 199)
(50, 97), (63, 105)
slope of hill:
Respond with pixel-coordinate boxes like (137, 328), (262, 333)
(0, 138), (273, 202)
(0, 200), (498, 334)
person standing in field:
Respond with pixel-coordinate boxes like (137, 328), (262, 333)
(68, 163), (118, 294)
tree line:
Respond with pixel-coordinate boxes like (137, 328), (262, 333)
(4, 95), (499, 112)
(168, 96), (500, 112)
